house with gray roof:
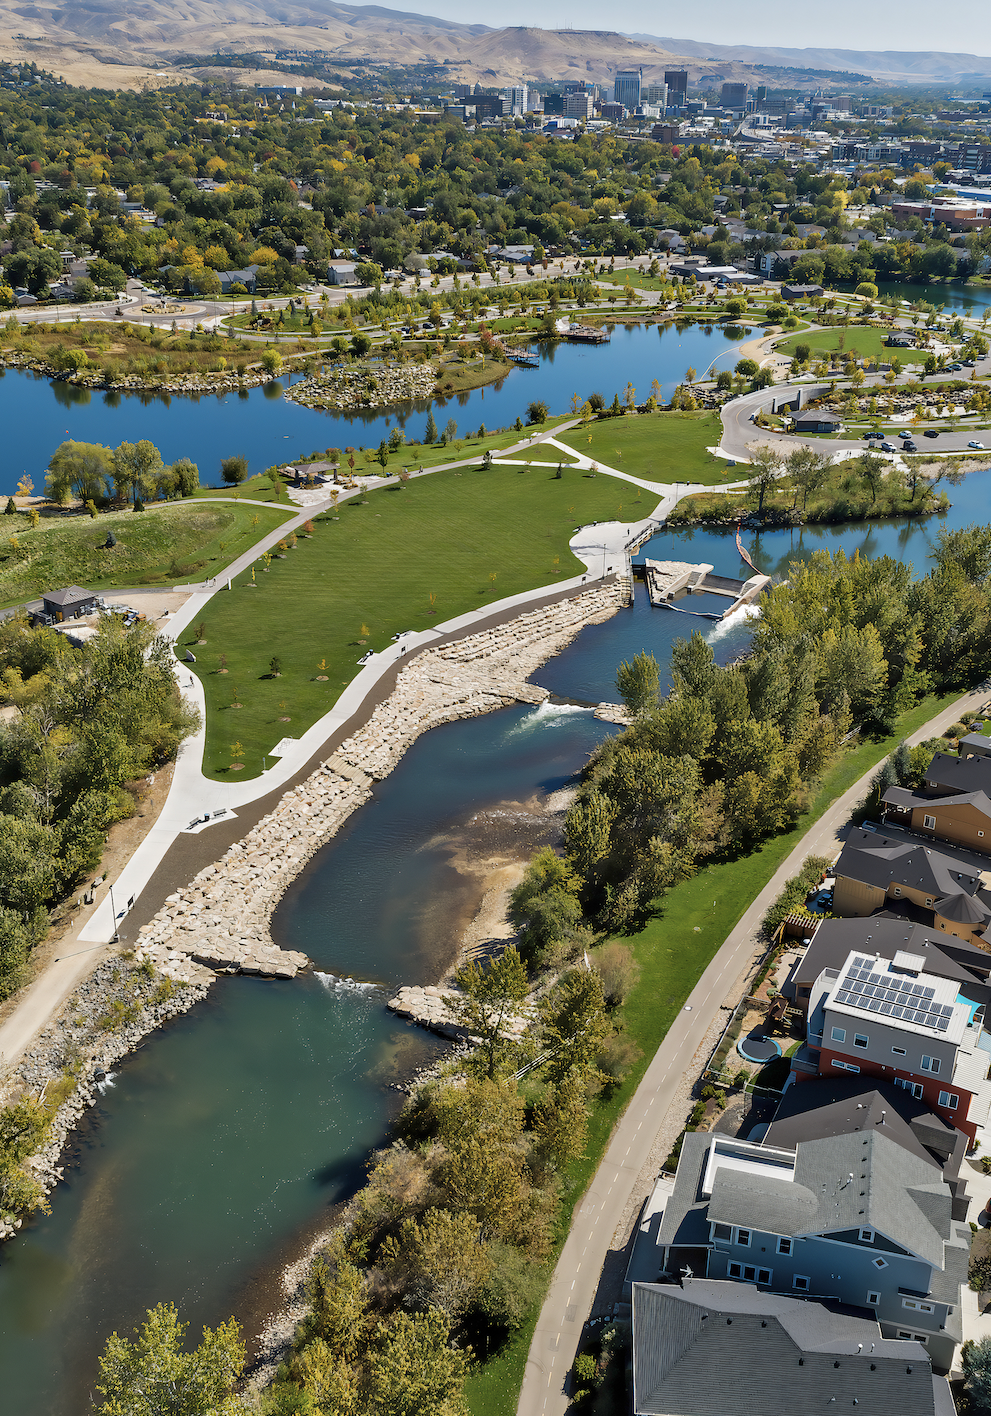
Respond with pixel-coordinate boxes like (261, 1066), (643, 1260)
(883, 750), (991, 859)
(655, 1128), (969, 1369)
(832, 827), (991, 941)
(632, 1279), (953, 1415)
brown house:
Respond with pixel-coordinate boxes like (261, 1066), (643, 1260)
(832, 827), (991, 942)
(882, 784), (991, 855)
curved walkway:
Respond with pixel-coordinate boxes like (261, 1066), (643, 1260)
(0, 427), (660, 1070)
(517, 680), (991, 1416)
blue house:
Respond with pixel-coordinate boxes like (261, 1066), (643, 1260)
(655, 1129), (968, 1370)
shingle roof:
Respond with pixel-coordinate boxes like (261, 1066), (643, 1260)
(835, 829), (981, 898)
(926, 750), (991, 797)
(765, 1079), (946, 1170)
(795, 916), (991, 992)
(659, 1130), (952, 1268)
(936, 891), (991, 924)
(884, 784), (991, 817)
(632, 1281), (938, 1416)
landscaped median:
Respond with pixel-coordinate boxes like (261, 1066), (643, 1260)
(186, 463), (651, 779)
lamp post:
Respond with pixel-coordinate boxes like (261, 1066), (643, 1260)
(108, 882), (120, 944)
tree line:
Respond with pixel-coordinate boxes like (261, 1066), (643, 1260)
(0, 615), (199, 995)
(511, 530), (991, 949)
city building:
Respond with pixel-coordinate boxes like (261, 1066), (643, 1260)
(632, 1280), (951, 1415)
(644, 83), (668, 109)
(614, 68), (643, 111)
(563, 92), (594, 121)
(721, 82), (749, 108)
(665, 70), (689, 105)
(504, 84), (528, 116)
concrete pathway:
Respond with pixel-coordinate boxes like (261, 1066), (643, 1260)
(517, 682), (991, 1416)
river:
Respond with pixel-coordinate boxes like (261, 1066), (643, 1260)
(1, 355), (990, 1412)
(0, 319), (751, 497)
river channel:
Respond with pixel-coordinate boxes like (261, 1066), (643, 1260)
(1, 329), (990, 1412)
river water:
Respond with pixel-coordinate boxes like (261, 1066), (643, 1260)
(0, 320), (751, 497)
(1, 340), (990, 1412)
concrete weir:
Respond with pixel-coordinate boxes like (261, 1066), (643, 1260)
(641, 559), (771, 619)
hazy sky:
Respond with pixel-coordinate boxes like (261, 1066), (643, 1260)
(388, 0), (991, 56)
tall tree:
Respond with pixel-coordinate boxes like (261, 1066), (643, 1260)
(745, 445), (783, 518)
(447, 946), (529, 1079)
(94, 1302), (246, 1416)
(366, 1309), (469, 1416)
(616, 650), (660, 718)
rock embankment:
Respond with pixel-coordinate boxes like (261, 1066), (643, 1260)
(135, 578), (627, 978)
(284, 359), (438, 412)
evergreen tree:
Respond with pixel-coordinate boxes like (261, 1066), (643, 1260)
(424, 408), (438, 444)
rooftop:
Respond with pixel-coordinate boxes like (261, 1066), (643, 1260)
(632, 1280), (946, 1416)
(823, 948), (969, 1045)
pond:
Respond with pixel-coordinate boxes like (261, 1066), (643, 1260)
(0, 320), (752, 498)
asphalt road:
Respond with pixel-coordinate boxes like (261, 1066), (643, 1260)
(516, 681), (990, 1416)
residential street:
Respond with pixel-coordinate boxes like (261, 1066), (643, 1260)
(516, 681), (991, 1416)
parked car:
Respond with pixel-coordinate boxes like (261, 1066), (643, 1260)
(897, 429), (912, 437)
(924, 429), (940, 438)
(947, 362), (963, 371)
(969, 441), (985, 449)
(963, 359), (976, 367)
(880, 441), (896, 452)
(903, 441), (918, 452)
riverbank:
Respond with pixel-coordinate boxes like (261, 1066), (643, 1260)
(0, 576), (627, 1239)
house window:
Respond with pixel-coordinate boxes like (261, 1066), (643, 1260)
(902, 1298), (935, 1314)
(892, 886), (902, 897)
(859, 1227), (874, 1243)
(873, 1257), (889, 1270)
(939, 1091), (959, 1110)
(757, 1268), (772, 1284)
(898, 1331), (929, 1344)
(777, 1237), (793, 1256)
(736, 1229), (751, 1247)
(833, 1060), (860, 1073)
(743, 1264), (757, 1281)
(867, 1291), (881, 1306)
(793, 1275), (811, 1291)
(854, 1033), (869, 1049)
(921, 1056), (940, 1074)
(923, 815), (936, 829)
(728, 1262), (742, 1279)
(895, 1078), (924, 1099)
(831, 1027), (846, 1042)
(713, 1222), (732, 1241)
(925, 898), (934, 908)
(892, 1046), (906, 1056)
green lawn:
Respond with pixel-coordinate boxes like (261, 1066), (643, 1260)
(464, 690), (956, 1416)
(188, 464), (654, 779)
(777, 327), (928, 365)
(0, 502), (294, 608)
(557, 410), (731, 485)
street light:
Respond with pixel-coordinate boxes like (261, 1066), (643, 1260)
(108, 881), (120, 944)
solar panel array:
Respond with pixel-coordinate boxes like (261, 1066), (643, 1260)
(833, 956), (953, 1032)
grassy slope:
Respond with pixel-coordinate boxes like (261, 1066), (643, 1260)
(0, 503), (294, 608)
(464, 690), (954, 1416)
(777, 327), (928, 364)
(189, 464), (652, 779)
(557, 410), (733, 486)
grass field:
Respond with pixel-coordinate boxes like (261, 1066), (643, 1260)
(464, 689), (956, 1416)
(188, 463), (653, 778)
(777, 327), (928, 365)
(0, 502), (294, 608)
(0, 319), (260, 379)
(557, 410), (732, 485)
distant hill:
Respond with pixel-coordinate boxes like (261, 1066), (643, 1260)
(0, 4), (987, 91)
(632, 37), (991, 85)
